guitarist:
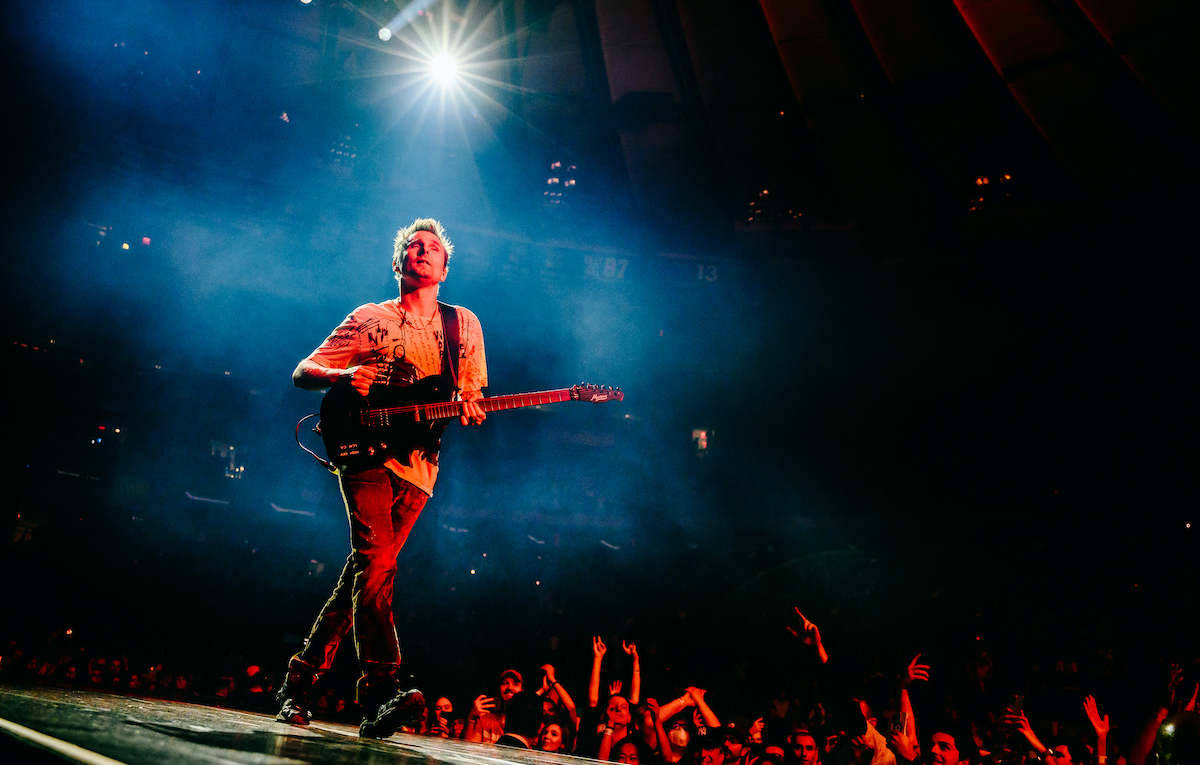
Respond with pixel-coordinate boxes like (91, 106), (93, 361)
(276, 218), (487, 738)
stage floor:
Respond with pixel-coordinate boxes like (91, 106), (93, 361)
(0, 684), (593, 765)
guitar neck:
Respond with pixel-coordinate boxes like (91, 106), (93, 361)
(409, 388), (575, 421)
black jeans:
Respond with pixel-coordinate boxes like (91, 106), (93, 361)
(288, 467), (427, 705)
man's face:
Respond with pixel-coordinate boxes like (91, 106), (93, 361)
(500, 676), (522, 701)
(436, 697), (453, 716)
(701, 748), (726, 765)
(792, 733), (819, 765)
(1052, 745), (1073, 764)
(399, 230), (448, 287)
(931, 733), (965, 765)
(606, 695), (632, 726)
(724, 737), (744, 760)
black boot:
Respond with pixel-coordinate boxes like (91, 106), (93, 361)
(275, 665), (317, 726)
(358, 673), (425, 739)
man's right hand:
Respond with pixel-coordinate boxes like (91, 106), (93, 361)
(903, 654), (930, 687)
(342, 365), (377, 397)
(471, 694), (495, 719)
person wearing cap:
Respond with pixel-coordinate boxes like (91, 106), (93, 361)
(724, 723), (749, 764)
(465, 669), (524, 743)
(702, 732), (730, 765)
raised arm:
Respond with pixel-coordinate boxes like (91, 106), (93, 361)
(543, 663), (579, 728)
(1131, 664), (1184, 765)
(656, 692), (696, 722)
(462, 694), (495, 743)
(647, 699), (682, 763)
(788, 608), (829, 664)
(588, 636), (607, 708)
(890, 654), (929, 761)
(641, 699), (660, 752)
(1083, 696), (1109, 765)
(1005, 711), (1058, 762)
(624, 641), (642, 706)
(688, 686), (721, 728)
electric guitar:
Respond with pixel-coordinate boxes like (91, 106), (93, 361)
(311, 375), (623, 474)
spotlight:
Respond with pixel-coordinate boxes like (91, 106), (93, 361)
(430, 52), (457, 85)
(378, 27), (392, 41)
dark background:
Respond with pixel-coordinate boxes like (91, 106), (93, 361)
(1, 0), (1195, 727)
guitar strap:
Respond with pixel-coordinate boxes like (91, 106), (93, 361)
(438, 301), (461, 390)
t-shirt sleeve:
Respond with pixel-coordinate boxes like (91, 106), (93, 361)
(305, 309), (362, 370)
(456, 307), (487, 392)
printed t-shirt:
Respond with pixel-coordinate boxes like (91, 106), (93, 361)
(303, 298), (487, 494)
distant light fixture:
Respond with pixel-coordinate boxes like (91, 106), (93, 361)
(430, 51), (457, 85)
(378, 27), (392, 41)
(122, 243), (130, 249)
(300, 0), (312, 4)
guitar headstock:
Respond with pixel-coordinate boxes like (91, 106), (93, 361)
(571, 383), (624, 403)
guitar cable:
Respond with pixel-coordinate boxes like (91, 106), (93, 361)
(295, 413), (339, 474)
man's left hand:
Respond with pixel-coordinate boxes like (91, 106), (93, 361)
(460, 389), (486, 426)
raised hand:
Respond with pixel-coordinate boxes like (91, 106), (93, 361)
(593, 636), (607, 658)
(541, 663), (557, 685)
(623, 641), (639, 658)
(749, 717), (765, 743)
(1186, 683), (1199, 712)
(1003, 710), (1045, 751)
(609, 680), (623, 696)
(787, 608), (820, 645)
(687, 686), (707, 703)
(903, 654), (931, 687)
(787, 608), (829, 663)
(646, 698), (661, 718)
(472, 694), (496, 718)
(1083, 696), (1110, 737)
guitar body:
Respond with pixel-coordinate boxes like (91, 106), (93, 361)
(319, 375), (456, 474)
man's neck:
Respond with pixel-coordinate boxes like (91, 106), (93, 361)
(507, 733), (533, 748)
(399, 284), (440, 317)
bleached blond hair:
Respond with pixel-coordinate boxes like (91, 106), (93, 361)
(392, 218), (454, 286)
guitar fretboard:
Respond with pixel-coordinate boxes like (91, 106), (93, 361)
(359, 388), (574, 427)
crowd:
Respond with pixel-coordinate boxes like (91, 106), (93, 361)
(5, 608), (1197, 765)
